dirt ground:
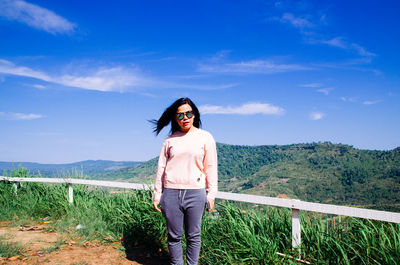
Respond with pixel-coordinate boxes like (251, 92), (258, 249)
(0, 221), (169, 265)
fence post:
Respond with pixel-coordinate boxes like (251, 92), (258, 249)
(292, 207), (301, 255)
(13, 182), (18, 194)
(68, 183), (73, 204)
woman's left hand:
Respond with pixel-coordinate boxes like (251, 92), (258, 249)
(207, 198), (215, 212)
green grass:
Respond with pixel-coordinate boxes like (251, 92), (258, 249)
(0, 236), (25, 258)
(41, 237), (66, 254)
(1, 168), (399, 264)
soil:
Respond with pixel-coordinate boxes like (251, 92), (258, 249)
(0, 221), (169, 265)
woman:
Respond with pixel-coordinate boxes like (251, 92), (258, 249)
(151, 97), (218, 265)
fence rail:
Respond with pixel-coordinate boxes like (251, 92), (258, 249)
(2, 176), (400, 251)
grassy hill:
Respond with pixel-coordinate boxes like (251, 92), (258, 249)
(101, 142), (400, 211)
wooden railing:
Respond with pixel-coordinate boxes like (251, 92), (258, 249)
(2, 176), (400, 251)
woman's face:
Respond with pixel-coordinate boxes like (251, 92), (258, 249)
(175, 104), (195, 132)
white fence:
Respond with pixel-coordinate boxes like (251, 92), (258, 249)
(1, 176), (400, 251)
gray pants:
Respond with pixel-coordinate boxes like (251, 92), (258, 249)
(160, 188), (207, 265)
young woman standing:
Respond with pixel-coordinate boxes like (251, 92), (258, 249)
(151, 97), (218, 265)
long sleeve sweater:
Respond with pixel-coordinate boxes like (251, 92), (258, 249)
(153, 128), (218, 202)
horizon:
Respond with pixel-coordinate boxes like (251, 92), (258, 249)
(1, 0), (399, 163)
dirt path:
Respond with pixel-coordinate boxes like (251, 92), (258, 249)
(0, 222), (168, 265)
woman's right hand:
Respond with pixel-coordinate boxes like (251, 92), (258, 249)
(153, 200), (162, 212)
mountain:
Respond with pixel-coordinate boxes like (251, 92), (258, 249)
(0, 160), (141, 178)
(102, 142), (400, 212)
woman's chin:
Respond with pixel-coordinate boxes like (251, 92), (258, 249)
(181, 125), (193, 132)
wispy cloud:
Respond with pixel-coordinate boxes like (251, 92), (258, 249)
(351, 43), (376, 57)
(0, 59), (235, 92)
(0, 59), (148, 92)
(300, 83), (333, 95)
(313, 60), (381, 75)
(279, 12), (314, 30)
(200, 102), (285, 115)
(363, 100), (382, 105)
(198, 59), (312, 74)
(300, 83), (323, 88)
(273, 6), (376, 59)
(340, 97), (357, 102)
(310, 111), (325, 120)
(57, 67), (143, 92)
(0, 0), (76, 34)
(316, 87), (334, 95)
(0, 59), (51, 81)
(0, 112), (43, 120)
(32, 84), (46, 89)
(317, 37), (347, 49)
(171, 83), (238, 90)
(310, 37), (376, 58)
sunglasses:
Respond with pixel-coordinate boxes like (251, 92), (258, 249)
(176, 111), (194, 120)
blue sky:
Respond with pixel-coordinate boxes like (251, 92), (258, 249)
(0, 0), (399, 163)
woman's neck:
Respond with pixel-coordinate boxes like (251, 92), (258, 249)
(180, 126), (197, 133)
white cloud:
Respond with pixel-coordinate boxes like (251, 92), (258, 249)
(0, 59), (51, 81)
(0, 0), (76, 34)
(32, 84), (46, 89)
(273, 8), (376, 59)
(310, 111), (325, 120)
(0, 59), (236, 92)
(313, 60), (381, 75)
(300, 83), (333, 95)
(210, 50), (232, 62)
(0, 112), (43, 120)
(57, 67), (142, 92)
(171, 83), (238, 90)
(200, 102), (285, 116)
(280, 13), (314, 29)
(310, 37), (376, 58)
(363, 100), (382, 105)
(198, 59), (311, 74)
(316, 87), (334, 95)
(340, 97), (357, 102)
(300, 83), (323, 88)
(318, 37), (347, 48)
(351, 43), (376, 57)
(0, 59), (145, 92)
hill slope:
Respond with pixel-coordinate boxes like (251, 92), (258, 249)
(103, 142), (400, 211)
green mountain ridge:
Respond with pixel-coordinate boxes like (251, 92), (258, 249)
(101, 142), (400, 212)
(0, 160), (141, 177)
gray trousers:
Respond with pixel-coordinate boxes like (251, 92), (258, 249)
(160, 188), (207, 265)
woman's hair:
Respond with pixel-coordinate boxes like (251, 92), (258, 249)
(150, 97), (202, 135)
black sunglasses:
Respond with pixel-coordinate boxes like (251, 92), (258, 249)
(176, 111), (194, 120)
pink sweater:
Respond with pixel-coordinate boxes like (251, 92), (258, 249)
(154, 128), (218, 202)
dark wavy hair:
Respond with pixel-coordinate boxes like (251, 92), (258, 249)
(150, 97), (202, 135)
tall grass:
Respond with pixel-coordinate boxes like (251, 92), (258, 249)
(1, 168), (399, 264)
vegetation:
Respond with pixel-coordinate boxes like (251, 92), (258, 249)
(2, 142), (399, 211)
(98, 157), (158, 182)
(1, 168), (399, 264)
(0, 236), (25, 259)
(109, 142), (400, 212)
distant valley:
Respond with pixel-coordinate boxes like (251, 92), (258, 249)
(0, 160), (141, 178)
